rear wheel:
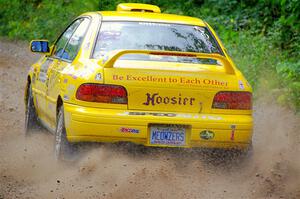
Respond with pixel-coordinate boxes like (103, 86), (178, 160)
(54, 105), (78, 161)
(25, 84), (39, 135)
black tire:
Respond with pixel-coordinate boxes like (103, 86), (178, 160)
(25, 84), (39, 135)
(54, 105), (78, 161)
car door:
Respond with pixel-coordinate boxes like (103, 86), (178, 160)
(46, 17), (91, 128)
(35, 19), (82, 128)
(33, 57), (59, 124)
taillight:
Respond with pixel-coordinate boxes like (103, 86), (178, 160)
(76, 84), (127, 104)
(212, 91), (252, 110)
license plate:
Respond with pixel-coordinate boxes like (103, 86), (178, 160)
(150, 125), (186, 146)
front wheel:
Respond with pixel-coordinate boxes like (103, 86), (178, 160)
(25, 84), (39, 135)
(54, 106), (78, 161)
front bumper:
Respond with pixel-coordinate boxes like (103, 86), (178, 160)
(64, 103), (253, 149)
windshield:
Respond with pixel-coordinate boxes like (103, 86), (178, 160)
(93, 21), (222, 64)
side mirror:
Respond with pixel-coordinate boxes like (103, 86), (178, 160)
(30, 40), (50, 53)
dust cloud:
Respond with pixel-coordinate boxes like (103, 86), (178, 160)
(0, 40), (299, 199)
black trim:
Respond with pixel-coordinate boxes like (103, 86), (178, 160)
(90, 13), (103, 59)
(203, 21), (225, 56)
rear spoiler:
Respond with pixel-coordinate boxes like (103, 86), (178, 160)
(101, 50), (235, 74)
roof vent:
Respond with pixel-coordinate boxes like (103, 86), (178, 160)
(117, 3), (161, 13)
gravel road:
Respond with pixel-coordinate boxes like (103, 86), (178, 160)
(0, 40), (299, 199)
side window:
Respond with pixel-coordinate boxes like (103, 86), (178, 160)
(52, 19), (82, 58)
(63, 18), (90, 61)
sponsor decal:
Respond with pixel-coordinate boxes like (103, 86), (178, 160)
(63, 95), (69, 101)
(127, 112), (176, 117)
(95, 73), (102, 81)
(139, 22), (171, 27)
(230, 125), (236, 141)
(238, 80), (245, 90)
(120, 127), (140, 134)
(99, 31), (121, 40)
(112, 75), (228, 88)
(200, 130), (214, 140)
(117, 112), (223, 120)
(201, 115), (223, 120)
(143, 93), (195, 106)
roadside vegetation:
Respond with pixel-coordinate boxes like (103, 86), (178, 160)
(1, 0), (299, 111)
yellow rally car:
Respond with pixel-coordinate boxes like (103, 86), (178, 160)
(25, 3), (253, 159)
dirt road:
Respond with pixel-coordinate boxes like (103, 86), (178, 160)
(0, 40), (299, 199)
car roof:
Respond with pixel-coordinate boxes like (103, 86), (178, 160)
(95, 11), (206, 27)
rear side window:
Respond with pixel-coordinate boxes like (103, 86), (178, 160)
(63, 18), (90, 61)
(53, 19), (81, 59)
(92, 21), (222, 64)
